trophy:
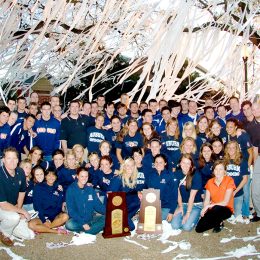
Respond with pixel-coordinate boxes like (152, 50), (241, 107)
(137, 188), (162, 234)
(102, 192), (130, 238)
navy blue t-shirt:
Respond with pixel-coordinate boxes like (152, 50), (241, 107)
(226, 159), (249, 197)
(198, 161), (213, 188)
(174, 170), (203, 203)
(229, 133), (252, 161)
(86, 126), (106, 153)
(0, 166), (26, 205)
(116, 132), (143, 159)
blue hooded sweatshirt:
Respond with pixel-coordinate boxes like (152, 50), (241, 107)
(66, 182), (105, 226)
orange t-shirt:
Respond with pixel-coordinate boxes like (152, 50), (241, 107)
(205, 175), (236, 213)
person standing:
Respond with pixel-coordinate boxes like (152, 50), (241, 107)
(16, 97), (27, 121)
(60, 100), (91, 154)
(10, 114), (36, 158)
(0, 106), (11, 160)
(249, 102), (260, 222)
(33, 102), (60, 161)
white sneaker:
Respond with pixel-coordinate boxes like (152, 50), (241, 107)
(227, 215), (236, 224)
(234, 215), (245, 223)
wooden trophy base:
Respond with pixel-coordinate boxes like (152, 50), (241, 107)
(102, 192), (131, 239)
(136, 223), (163, 234)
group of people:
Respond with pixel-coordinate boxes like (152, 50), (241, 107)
(0, 91), (259, 247)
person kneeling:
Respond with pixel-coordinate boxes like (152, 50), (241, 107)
(29, 171), (69, 234)
(195, 160), (235, 233)
(65, 167), (105, 235)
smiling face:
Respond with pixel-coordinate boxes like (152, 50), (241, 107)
(0, 111), (10, 126)
(70, 102), (80, 116)
(128, 121), (138, 135)
(77, 170), (88, 187)
(167, 121), (177, 134)
(180, 157), (192, 175)
(124, 159), (135, 177)
(100, 159), (112, 174)
(184, 125), (194, 138)
(66, 154), (76, 169)
(211, 122), (221, 136)
(162, 109), (171, 122)
(34, 168), (45, 183)
(213, 163), (225, 180)
(133, 151), (143, 166)
(142, 124), (152, 138)
(21, 162), (32, 177)
(198, 117), (208, 133)
(226, 121), (237, 136)
(100, 142), (110, 156)
(74, 146), (84, 160)
(111, 118), (121, 132)
(3, 151), (19, 173)
(150, 141), (161, 156)
(53, 154), (64, 168)
(41, 104), (51, 120)
(45, 172), (57, 186)
(24, 116), (35, 130)
(89, 154), (99, 169)
(202, 146), (212, 162)
(31, 149), (42, 164)
(95, 115), (104, 129)
(212, 140), (223, 155)
(183, 140), (194, 154)
(226, 142), (237, 159)
(154, 156), (166, 173)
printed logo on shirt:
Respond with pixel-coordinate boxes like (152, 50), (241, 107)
(125, 141), (138, 147)
(160, 179), (166, 184)
(88, 194), (93, 201)
(28, 190), (33, 197)
(53, 191), (59, 196)
(0, 133), (7, 139)
(103, 177), (111, 185)
(226, 164), (241, 176)
(37, 127), (56, 134)
(165, 140), (179, 151)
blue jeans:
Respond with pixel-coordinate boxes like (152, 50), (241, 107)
(65, 215), (105, 235)
(161, 208), (175, 228)
(172, 203), (202, 231)
(242, 178), (251, 217)
(23, 204), (34, 211)
(234, 195), (243, 217)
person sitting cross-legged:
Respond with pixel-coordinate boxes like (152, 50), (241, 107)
(28, 170), (69, 234)
(65, 167), (106, 235)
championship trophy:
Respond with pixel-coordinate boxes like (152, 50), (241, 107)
(136, 188), (162, 234)
(102, 192), (130, 238)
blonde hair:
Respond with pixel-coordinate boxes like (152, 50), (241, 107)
(166, 118), (180, 139)
(64, 150), (79, 168)
(72, 144), (88, 164)
(19, 158), (32, 179)
(180, 137), (197, 155)
(196, 115), (209, 135)
(208, 119), (222, 139)
(119, 158), (138, 188)
(224, 141), (242, 165)
(182, 122), (197, 139)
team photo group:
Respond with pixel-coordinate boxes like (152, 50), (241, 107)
(0, 91), (260, 247)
